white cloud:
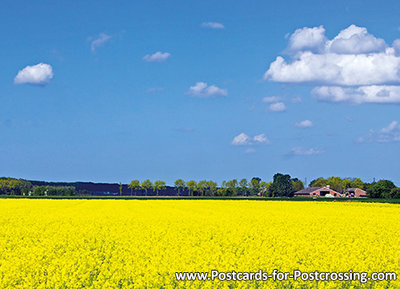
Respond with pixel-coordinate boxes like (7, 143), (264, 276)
(143, 51), (171, 62)
(265, 50), (400, 86)
(291, 96), (302, 103)
(253, 134), (270, 144)
(232, 133), (270, 146)
(90, 33), (111, 52)
(287, 25), (327, 53)
(393, 39), (400, 55)
(14, 63), (53, 85)
(232, 133), (250, 145)
(295, 120), (313, 128)
(269, 102), (287, 112)
(201, 22), (224, 29)
(188, 82), (227, 97)
(265, 24), (400, 104)
(262, 96), (281, 103)
(289, 147), (324, 156)
(313, 85), (400, 104)
(326, 25), (386, 54)
(359, 121), (400, 143)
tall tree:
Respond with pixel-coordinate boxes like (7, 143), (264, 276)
(291, 178), (304, 192)
(259, 181), (272, 196)
(226, 179), (238, 196)
(388, 188), (400, 199)
(128, 180), (140, 196)
(249, 177), (261, 196)
(367, 180), (396, 198)
(119, 182), (123, 196)
(239, 178), (248, 196)
(310, 177), (328, 187)
(326, 176), (344, 193)
(268, 173), (294, 197)
(207, 180), (218, 196)
(196, 180), (208, 196)
(174, 179), (186, 196)
(351, 178), (364, 189)
(141, 179), (153, 196)
(154, 180), (166, 196)
(186, 180), (197, 196)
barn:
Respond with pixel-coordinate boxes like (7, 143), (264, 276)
(294, 186), (341, 197)
(345, 188), (367, 198)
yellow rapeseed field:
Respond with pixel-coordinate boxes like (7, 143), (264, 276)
(0, 199), (399, 288)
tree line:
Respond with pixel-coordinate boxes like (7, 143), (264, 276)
(0, 175), (399, 199)
(127, 175), (304, 197)
(0, 178), (77, 196)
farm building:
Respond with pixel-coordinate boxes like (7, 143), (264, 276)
(294, 186), (341, 197)
(344, 188), (367, 198)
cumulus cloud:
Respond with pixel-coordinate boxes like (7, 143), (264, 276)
(262, 96), (281, 103)
(326, 25), (386, 54)
(14, 63), (53, 85)
(90, 33), (111, 52)
(265, 50), (400, 86)
(253, 134), (270, 144)
(232, 133), (270, 146)
(188, 82), (227, 97)
(232, 133), (250, 145)
(287, 25), (327, 53)
(143, 51), (171, 62)
(265, 24), (400, 104)
(359, 121), (400, 143)
(201, 22), (224, 29)
(295, 120), (313, 128)
(289, 147), (324, 156)
(313, 85), (400, 104)
(269, 102), (287, 112)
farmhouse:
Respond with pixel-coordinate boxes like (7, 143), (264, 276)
(294, 186), (341, 197)
(344, 188), (367, 198)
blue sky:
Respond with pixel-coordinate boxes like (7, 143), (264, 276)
(1, 0), (400, 185)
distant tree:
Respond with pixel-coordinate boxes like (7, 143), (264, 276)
(196, 180), (208, 196)
(239, 178), (248, 196)
(128, 180), (140, 196)
(269, 173), (294, 197)
(291, 178), (304, 193)
(119, 182), (123, 196)
(388, 188), (400, 199)
(310, 177), (327, 188)
(226, 179), (238, 196)
(174, 179), (186, 196)
(154, 180), (166, 196)
(258, 181), (272, 196)
(141, 179), (153, 196)
(249, 177), (261, 196)
(0, 178), (32, 195)
(206, 180), (218, 196)
(219, 181), (228, 196)
(350, 178), (364, 189)
(363, 182), (373, 192)
(47, 186), (76, 196)
(33, 186), (49, 196)
(342, 179), (353, 190)
(367, 180), (396, 198)
(213, 187), (221, 196)
(186, 180), (197, 196)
